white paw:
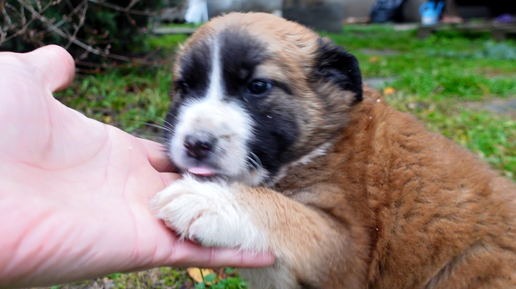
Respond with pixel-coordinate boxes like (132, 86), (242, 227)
(151, 175), (267, 250)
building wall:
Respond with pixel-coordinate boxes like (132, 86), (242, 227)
(342, 0), (377, 18)
(207, 0), (282, 18)
(195, 0), (445, 23)
(402, 0), (426, 22)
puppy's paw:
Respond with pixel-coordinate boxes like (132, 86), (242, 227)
(151, 176), (267, 250)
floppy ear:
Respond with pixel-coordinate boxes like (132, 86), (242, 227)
(314, 38), (363, 102)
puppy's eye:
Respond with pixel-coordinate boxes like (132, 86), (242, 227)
(247, 80), (272, 96)
(175, 81), (190, 95)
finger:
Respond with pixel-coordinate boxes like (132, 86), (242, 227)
(139, 138), (176, 172)
(24, 45), (75, 93)
(206, 248), (276, 268)
(166, 240), (276, 268)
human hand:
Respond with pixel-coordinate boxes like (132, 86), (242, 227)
(0, 45), (274, 288)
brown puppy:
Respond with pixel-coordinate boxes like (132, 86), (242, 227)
(151, 12), (516, 289)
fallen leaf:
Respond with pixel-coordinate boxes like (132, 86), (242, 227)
(187, 268), (216, 285)
(369, 56), (381, 63)
(383, 87), (396, 95)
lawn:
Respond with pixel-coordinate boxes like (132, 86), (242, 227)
(48, 24), (516, 289)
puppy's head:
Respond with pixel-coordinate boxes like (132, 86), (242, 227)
(164, 12), (362, 185)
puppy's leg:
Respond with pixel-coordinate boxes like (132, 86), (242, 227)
(152, 175), (268, 251)
(152, 176), (368, 289)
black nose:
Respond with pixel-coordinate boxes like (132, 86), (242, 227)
(184, 133), (216, 160)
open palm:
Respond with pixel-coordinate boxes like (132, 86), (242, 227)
(0, 46), (273, 288)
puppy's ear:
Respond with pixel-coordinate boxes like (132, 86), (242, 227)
(314, 38), (363, 102)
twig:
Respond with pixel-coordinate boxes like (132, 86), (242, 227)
(1, 0), (13, 26)
(35, 0), (85, 37)
(2, 0), (176, 70)
(64, 0), (87, 49)
(16, 0), (106, 56)
(20, 4), (25, 26)
(16, 0), (140, 62)
(125, 0), (139, 11)
(2, 0), (55, 44)
(88, 0), (178, 16)
(0, 25), (6, 44)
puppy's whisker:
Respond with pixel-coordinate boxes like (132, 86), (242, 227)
(142, 123), (174, 133)
(247, 153), (263, 169)
(250, 152), (263, 168)
(156, 116), (175, 129)
(246, 158), (259, 169)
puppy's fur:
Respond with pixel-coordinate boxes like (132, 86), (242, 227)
(152, 13), (516, 289)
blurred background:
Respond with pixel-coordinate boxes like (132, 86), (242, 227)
(1, 0), (515, 288)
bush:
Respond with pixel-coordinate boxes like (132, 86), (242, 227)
(0, 0), (170, 68)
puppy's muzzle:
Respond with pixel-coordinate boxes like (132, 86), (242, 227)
(183, 132), (218, 161)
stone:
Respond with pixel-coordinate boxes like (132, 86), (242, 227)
(282, 1), (344, 32)
(483, 98), (516, 116)
(364, 77), (398, 89)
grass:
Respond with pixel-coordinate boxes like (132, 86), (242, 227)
(58, 66), (173, 132)
(50, 23), (516, 288)
(323, 25), (516, 179)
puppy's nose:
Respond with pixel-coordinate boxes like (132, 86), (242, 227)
(184, 133), (216, 160)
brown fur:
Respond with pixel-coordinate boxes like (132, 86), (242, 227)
(273, 87), (516, 288)
(173, 13), (516, 289)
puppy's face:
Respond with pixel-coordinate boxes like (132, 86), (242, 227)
(164, 13), (362, 185)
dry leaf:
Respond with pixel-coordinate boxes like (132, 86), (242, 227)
(369, 56), (381, 63)
(187, 267), (216, 285)
(383, 87), (396, 95)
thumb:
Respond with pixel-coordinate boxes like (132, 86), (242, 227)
(23, 45), (76, 93)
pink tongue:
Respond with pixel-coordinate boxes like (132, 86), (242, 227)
(188, 167), (215, 176)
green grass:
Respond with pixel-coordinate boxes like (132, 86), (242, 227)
(326, 27), (516, 101)
(385, 93), (516, 180)
(148, 34), (189, 51)
(193, 268), (248, 289)
(108, 267), (190, 289)
(50, 23), (516, 288)
(322, 25), (516, 178)
(57, 66), (172, 132)
(88, 267), (248, 289)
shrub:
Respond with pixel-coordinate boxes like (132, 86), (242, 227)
(0, 0), (171, 68)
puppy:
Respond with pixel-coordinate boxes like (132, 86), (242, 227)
(151, 12), (516, 289)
